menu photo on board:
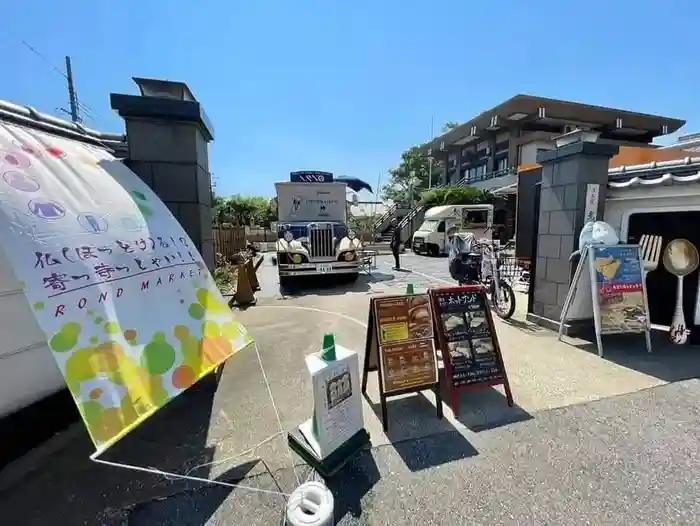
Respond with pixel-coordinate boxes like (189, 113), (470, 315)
(373, 294), (438, 394)
(430, 286), (511, 392)
(591, 245), (648, 335)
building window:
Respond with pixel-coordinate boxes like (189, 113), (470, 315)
(497, 157), (508, 172)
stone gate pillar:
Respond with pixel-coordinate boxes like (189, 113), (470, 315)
(526, 129), (619, 329)
(110, 78), (215, 272)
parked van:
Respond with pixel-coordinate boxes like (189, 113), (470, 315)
(412, 204), (494, 256)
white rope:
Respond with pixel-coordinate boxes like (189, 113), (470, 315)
(183, 430), (285, 477)
(89, 338), (302, 497)
(251, 340), (301, 485)
(89, 452), (291, 497)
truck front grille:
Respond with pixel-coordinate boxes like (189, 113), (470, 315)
(308, 224), (335, 259)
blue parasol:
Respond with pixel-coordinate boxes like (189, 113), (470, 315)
(335, 175), (373, 193)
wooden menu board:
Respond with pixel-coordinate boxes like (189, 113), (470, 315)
(429, 285), (513, 415)
(362, 293), (442, 432)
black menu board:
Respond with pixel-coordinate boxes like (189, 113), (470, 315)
(430, 285), (513, 415)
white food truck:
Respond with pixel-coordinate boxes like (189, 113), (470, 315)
(275, 172), (362, 288)
(412, 204), (495, 256)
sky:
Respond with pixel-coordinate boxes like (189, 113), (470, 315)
(2, 1), (699, 199)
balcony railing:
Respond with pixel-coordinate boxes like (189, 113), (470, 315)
(450, 166), (517, 186)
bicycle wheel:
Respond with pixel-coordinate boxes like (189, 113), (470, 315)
(490, 280), (516, 319)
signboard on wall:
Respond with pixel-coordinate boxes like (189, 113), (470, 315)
(0, 122), (252, 453)
(584, 184), (601, 224)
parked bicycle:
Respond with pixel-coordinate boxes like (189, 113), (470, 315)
(455, 240), (516, 320)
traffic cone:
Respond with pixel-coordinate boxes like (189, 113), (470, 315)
(245, 258), (260, 291)
(321, 333), (337, 361)
(231, 263), (256, 307)
(406, 283), (415, 295)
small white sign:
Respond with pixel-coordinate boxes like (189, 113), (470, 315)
(584, 184), (600, 224)
(299, 344), (365, 459)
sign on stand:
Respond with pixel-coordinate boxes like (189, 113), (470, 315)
(429, 285), (513, 415)
(559, 244), (652, 357)
(289, 342), (370, 476)
(362, 293), (442, 432)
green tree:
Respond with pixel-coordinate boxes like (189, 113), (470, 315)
(212, 194), (278, 226)
(442, 121), (460, 132)
(419, 187), (504, 207)
(381, 121), (461, 204)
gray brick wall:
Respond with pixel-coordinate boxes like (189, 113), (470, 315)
(124, 119), (215, 273)
(531, 142), (618, 322)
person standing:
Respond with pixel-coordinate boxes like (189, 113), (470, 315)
(389, 218), (402, 270)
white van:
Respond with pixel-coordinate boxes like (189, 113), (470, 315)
(412, 204), (494, 256)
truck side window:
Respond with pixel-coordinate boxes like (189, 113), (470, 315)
(437, 221), (445, 233)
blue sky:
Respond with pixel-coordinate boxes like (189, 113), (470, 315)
(2, 1), (698, 199)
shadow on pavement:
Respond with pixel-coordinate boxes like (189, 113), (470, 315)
(0, 375), (226, 526)
(327, 450), (381, 522)
(569, 329), (700, 383)
(365, 393), (479, 472)
(280, 272), (396, 297)
(501, 317), (549, 335)
(125, 459), (265, 526)
(443, 383), (533, 432)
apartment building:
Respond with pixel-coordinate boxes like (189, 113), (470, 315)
(418, 94), (685, 190)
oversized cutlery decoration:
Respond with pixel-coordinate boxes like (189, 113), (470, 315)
(639, 234), (663, 279)
(663, 239), (699, 345)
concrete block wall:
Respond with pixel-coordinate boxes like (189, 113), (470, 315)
(531, 142), (619, 322)
(124, 120), (214, 271)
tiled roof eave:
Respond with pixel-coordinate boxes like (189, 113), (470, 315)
(608, 170), (700, 189)
(0, 99), (126, 152)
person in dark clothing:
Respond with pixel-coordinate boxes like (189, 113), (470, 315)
(389, 218), (401, 270)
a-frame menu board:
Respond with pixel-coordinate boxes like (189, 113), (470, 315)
(429, 285), (513, 415)
(362, 293), (442, 432)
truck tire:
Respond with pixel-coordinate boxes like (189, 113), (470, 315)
(279, 276), (295, 291)
(428, 244), (440, 257)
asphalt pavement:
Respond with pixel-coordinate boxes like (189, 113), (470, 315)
(2, 252), (700, 525)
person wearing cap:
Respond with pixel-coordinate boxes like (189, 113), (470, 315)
(389, 218), (401, 270)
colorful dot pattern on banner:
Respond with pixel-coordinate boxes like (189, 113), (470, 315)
(0, 123), (253, 451)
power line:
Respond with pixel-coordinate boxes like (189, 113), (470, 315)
(20, 40), (67, 79)
(20, 40), (109, 127)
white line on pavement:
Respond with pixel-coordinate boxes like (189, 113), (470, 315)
(383, 261), (453, 285)
(255, 305), (368, 328)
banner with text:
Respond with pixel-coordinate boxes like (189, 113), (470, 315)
(0, 122), (252, 452)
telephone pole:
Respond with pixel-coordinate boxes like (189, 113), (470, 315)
(64, 56), (80, 123)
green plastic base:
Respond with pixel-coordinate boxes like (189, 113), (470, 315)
(287, 427), (371, 477)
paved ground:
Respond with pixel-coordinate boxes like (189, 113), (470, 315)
(2, 253), (700, 525)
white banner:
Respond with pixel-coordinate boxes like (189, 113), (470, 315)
(0, 122), (252, 451)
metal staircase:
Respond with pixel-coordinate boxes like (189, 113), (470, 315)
(372, 203), (398, 234)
